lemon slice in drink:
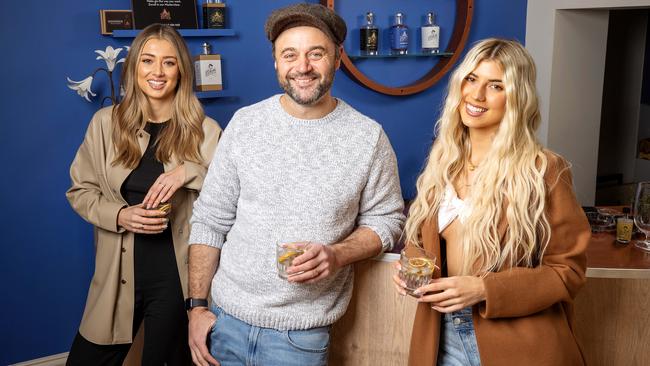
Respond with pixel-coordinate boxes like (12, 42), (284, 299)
(157, 202), (172, 214)
(278, 251), (295, 264)
(408, 258), (429, 268)
(278, 249), (304, 264)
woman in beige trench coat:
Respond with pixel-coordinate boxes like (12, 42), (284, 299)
(65, 24), (221, 365)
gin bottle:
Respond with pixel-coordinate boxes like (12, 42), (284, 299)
(421, 12), (440, 54)
(202, 0), (226, 29)
(360, 12), (379, 56)
(390, 12), (408, 55)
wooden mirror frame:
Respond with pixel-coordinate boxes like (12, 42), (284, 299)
(320, 0), (474, 96)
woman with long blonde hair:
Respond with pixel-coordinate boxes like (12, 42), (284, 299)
(66, 24), (221, 365)
(394, 39), (590, 365)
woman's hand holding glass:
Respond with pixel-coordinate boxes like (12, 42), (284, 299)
(117, 203), (168, 234)
(414, 276), (486, 313)
(393, 261), (486, 312)
(142, 164), (186, 209)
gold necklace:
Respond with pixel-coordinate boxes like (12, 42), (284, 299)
(467, 160), (479, 171)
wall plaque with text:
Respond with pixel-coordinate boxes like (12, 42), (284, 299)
(100, 10), (134, 35)
(131, 0), (198, 29)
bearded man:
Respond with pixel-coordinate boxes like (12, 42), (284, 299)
(186, 4), (405, 365)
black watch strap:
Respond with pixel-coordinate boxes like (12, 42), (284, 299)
(185, 298), (208, 311)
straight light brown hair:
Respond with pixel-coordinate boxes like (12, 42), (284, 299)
(112, 24), (205, 168)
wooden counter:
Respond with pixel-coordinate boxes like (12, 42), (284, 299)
(586, 233), (650, 278)
(329, 256), (417, 366)
(124, 234), (650, 365)
(329, 233), (650, 366)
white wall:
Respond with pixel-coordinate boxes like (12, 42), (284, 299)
(548, 9), (609, 205)
(526, 0), (650, 205)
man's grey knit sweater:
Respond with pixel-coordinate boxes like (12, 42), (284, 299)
(189, 95), (404, 330)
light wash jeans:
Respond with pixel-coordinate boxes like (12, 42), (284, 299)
(209, 305), (330, 366)
(437, 307), (481, 366)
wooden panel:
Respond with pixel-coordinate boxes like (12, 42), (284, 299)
(574, 278), (650, 366)
(329, 259), (417, 365)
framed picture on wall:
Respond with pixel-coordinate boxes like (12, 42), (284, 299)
(131, 0), (198, 29)
(99, 10), (134, 35)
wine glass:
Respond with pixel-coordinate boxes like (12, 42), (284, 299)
(633, 181), (650, 251)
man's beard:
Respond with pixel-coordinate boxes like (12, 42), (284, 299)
(279, 69), (334, 105)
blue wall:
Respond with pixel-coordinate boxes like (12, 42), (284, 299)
(0, 0), (526, 363)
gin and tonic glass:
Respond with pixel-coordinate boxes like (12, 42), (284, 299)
(276, 241), (309, 279)
(398, 246), (437, 297)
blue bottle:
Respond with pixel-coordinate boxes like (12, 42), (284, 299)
(390, 12), (408, 55)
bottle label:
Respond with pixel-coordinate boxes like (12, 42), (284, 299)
(421, 26), (440, 49)
(616, 218), (634, 242)
(195, 59), (222, 88)
(360, 29), (379, 52)
(391, 28), (408, 50)
(203, 5), (226, 29)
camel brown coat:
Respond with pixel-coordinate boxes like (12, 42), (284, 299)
(66, 106), (221, 345)
(409, 152), (590, 366)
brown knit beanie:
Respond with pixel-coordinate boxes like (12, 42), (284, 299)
(265, 3), (347, 45)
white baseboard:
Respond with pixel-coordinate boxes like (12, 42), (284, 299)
(10, 352), (68, 366)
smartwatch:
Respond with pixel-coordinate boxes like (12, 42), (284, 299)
(185, 298), (208, 311)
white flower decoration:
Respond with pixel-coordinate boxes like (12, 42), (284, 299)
(95, 46), (124, 72)
(67, 76), (96, 102)
(117, 46), (131, 66)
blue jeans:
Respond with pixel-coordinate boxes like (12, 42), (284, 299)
(209, 305), (330, 366)
(437, 307), (481, 366)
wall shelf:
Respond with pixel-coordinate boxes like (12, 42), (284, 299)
(111, 28), (236, 99)
(348, 52), (454, 60)
(321, 0), (474, 96)
(112, 29), (236, 38)
(196, 90), (233, 99)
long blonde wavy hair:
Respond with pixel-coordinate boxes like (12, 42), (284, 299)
(112, 24), (205, 168)
(404, 38), (551, 276)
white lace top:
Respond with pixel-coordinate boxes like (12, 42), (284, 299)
(438, 186), (471, 233)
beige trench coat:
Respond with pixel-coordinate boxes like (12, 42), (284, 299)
(66, 106), (221, 345)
